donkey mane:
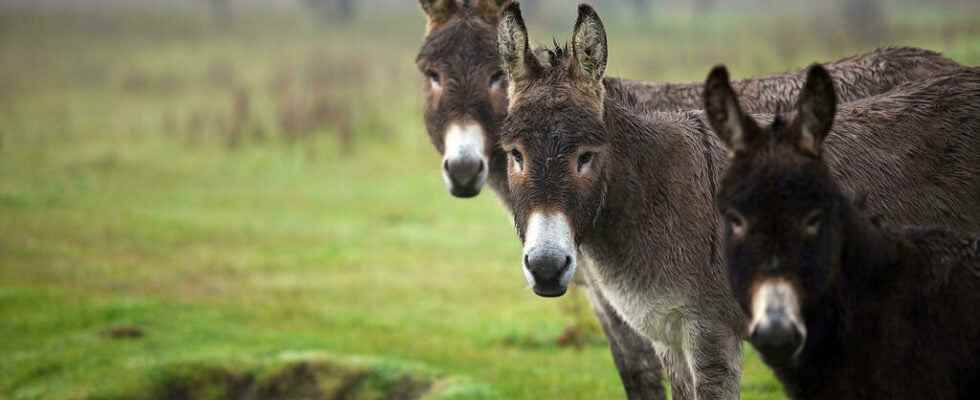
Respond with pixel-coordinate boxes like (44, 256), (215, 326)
(526, 40), (652, 116)
(538, 40), (570, 67)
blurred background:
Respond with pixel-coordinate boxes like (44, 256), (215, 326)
(1, 0), (978, 399)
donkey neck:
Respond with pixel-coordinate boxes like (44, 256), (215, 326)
(837, 201), (904, 291)
(585, 97), (726, 283)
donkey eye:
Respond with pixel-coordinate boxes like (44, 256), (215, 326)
(489, 71), (505, 90)
(727, 211), (747, 239)
(577, 152), (595, 173)
(509, 149), (524, 170)
(803, 210), (823, 237)
(425, 70), (441, 86)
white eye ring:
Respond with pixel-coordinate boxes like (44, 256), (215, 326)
(490, 71), (505, 91)
(509, 149), (523, 172)
(804, 211), (823, 237)
(425, 70), (441, 90)
(577, 152), (595, 174)
(728, 212), (747, 239)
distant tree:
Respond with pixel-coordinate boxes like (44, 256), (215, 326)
(628, 0), (653, 13)
(622, 0), (655, 22)
(521, 0), (539, 16)
(842, 0), (886, 42)
(693, 0), (716, 14)
(304, 0), (356, 23)
(335, 0), (354, 19)
(208, 0), (232, 27)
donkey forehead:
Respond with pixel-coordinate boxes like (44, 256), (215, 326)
(721, 158), (834, 213)
(503, 121), (604, 154)
(504, 100), (604, 144)
(418, 18), (498, 70)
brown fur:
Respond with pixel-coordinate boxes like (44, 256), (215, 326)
(418, 3), (669, 398)
(418, 2), (967, 398)
(711, 65), (980, 399)
(500, 4), (980, 399)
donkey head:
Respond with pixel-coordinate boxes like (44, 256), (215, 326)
(706, 64), (841, 361)
(498, 3), (610, 297)
(417, 0), (511, 198)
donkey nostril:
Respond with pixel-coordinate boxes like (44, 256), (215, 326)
(563, 256), (572, 270)
(443, 159), (450, 172)
(477, 160), (485, 175)
(524, 254), (530, 267)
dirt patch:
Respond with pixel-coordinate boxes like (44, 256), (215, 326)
(100, 325), (145, 340)
(139, 357), (439, 400)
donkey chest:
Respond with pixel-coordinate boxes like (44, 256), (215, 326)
(792, 359), (950, 400)
(788, 306), (959, 399)
(583, 252), (692, 347)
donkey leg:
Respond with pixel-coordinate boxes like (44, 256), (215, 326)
(683, 322), (743, 400)
(661, 347), (695, 400)
(585, 282), (667, 400)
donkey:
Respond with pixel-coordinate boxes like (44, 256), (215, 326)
(497, 4), (980, 399)
(708, 64), (980, 399)
(419, 2), (675, 397)
(417, 1), (960, 398)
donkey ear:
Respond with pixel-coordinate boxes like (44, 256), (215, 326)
(420, 0), (459, 33)
(498, 2), (541, 85)
(704, 65), (758, 156)
(795, 64), (837, 156)
(571, 4), (608, 82)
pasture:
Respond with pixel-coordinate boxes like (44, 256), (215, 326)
(1, 3), (978, 399)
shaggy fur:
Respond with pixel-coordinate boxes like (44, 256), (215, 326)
(418, 2), (669, 398)
(499, 4), (980, 400)
(711, 65), (980, 399)
(613, 47), (961, 113)
(417, 2), (965, 398)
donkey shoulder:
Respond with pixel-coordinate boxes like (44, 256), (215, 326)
(891, 226), (980, 292)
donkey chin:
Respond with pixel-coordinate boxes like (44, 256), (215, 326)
(521, 212), (578, 297)
(441, 122), (489, 198)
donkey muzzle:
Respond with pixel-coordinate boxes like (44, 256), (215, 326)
(521, 212), (577, 298)
(749, 279), (807, 361)
(524, 247), (573, 297)
(441, 122), (488, 198)
(444, 157), (485, 198)
(750, 311), (805, 361)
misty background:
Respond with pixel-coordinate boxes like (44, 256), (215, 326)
(1, 1), (978, 399)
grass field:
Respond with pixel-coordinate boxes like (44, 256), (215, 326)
(1, 3), (979, 399)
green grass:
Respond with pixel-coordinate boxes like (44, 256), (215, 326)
(1, 4), (978, 399)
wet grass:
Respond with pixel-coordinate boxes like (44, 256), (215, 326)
(1, 4), (978, 399)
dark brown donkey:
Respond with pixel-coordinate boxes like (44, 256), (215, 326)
(497, 4), (980, 400)
(417, 1), (960, 398)
(709, 65), (980, 399)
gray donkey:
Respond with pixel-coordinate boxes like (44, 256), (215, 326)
(417, 1), (961, 398)
(497, 3), (979, 399)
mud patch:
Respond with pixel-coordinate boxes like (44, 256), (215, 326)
(100, 325), (145, 339)
(125, 353), (491, 400)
